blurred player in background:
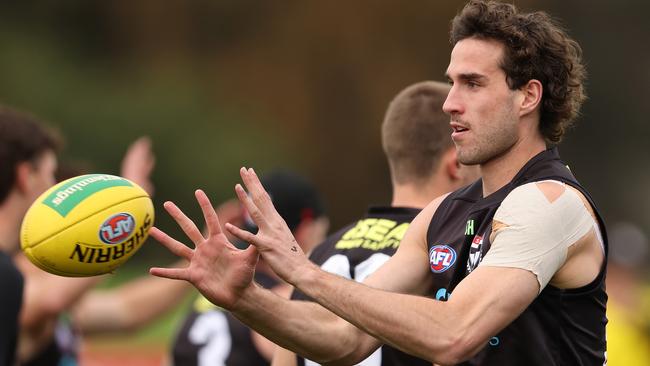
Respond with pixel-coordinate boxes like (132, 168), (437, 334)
(171, 169), (329, 366)
(0, 106), (60, 366)
(605, 222), (650, 366)
(273, 81), (480, 366)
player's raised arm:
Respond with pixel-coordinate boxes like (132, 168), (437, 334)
(225, 167), (535, 364)
(120, 136), (156, 196)
(148, 190), (360, 360)
(226, 167), (454, 363)
(151, 183), (441, 363)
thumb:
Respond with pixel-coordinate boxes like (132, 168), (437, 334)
(242, 244), (260, 267)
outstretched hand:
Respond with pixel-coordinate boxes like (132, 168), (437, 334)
(225, 167), (315, 285)
(149, 190), (259, 310)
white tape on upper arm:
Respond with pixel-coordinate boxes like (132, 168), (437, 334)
(480, 181), (594, 292)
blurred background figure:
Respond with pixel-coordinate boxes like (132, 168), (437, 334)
(0, 106), (60, 366)
(172, 169), (329, 366)
(606, 222), (650, 366)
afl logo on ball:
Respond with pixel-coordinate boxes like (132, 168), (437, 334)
(99, 213), (135, 244)
(429, 245), (457, 273)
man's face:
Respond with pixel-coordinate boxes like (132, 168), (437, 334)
(443, 37), (520, 166)
(27, 150), (57, 203)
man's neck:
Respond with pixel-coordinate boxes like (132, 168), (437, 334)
(480, 135), (547, 196)
(391, 176), (451, 209)
(0, 218), (20, 253)
(0, 195), (27, 253)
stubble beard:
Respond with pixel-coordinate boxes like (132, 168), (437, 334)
(456, 115), (519, 166)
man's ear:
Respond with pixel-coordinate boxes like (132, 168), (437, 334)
(519, 79), (543, 117)
(14, 161), (33, 194)
(443, 148), (461, 181)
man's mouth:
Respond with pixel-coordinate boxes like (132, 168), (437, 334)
(450, 122), (469, 133)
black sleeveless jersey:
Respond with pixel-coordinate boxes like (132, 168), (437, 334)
(426, 148), (608, 365)
(0, 252), (23, 366)
(172, 272), (279, 366)
(292, 206), (430, 366)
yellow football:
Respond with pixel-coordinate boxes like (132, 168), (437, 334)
(20, 174), (154, 277)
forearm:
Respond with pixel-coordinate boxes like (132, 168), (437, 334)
(294, 267), (463, 364)
(21, 274), (103, 329)
(71, 293), (126, 334)
(73, 274), (191, 333)
(232, 282), (379, 363)
(271, 346), (297, 366)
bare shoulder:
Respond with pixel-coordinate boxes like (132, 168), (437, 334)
(411, 193), (452, 229)
(400, 193), (452, 249)
(363, 193), (451, 294)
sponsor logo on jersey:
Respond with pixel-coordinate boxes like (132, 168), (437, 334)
(99, 213), (135, 244)
(335, 219), (410, 251)
(466, 234), (484, 273)
(465, 219), (475, 236)
(429, 245), (457, 273)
